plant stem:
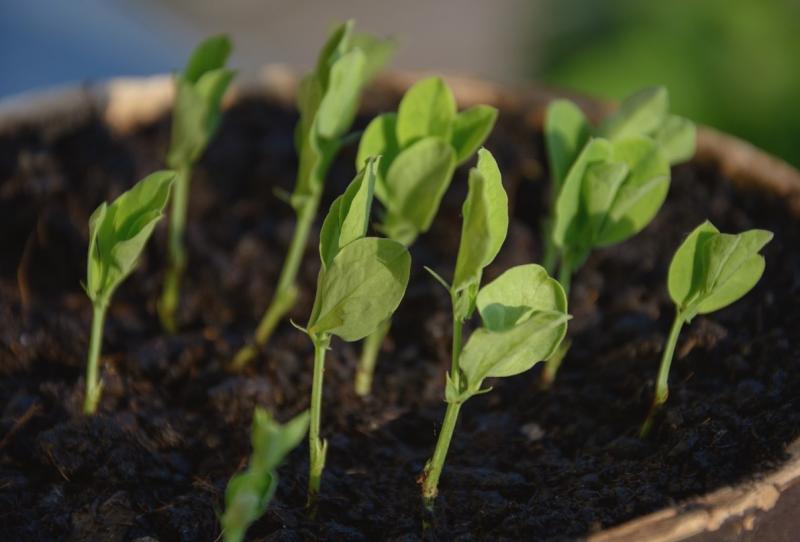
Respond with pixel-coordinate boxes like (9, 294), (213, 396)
(354, 318), (391, 397)
(541, 254), (572, 388)
(230, 197), (319, 370)
(557, 254), (572, 297)
(84, 302), (108, 415)
(541, 219), (558, 275)
(420, 297), (465, 510)
(307, 334), (330, 510)
(421, 400), (462, 510)
(641, 312), (685, 437)
(159, 166), (191, 333)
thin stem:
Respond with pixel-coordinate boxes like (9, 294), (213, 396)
(541, 254), (572, 388)
(307, 334), (330, 510)
(159, 166), (191, 333)
(84, 302), (108, 414)
(421, 400), (462, 510)
(355, 318), (391, 397)
(641, 311), (685, 437)
(541, 219), (558, 275)
(230, 197), (319, 370)
(557, 253), (572, 297)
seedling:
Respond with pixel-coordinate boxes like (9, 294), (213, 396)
(353, 76), (498, 396)
(159, 35), (234, 332)
(83, 171), (175, 414)
(221, 408), (309, 542)
(296, 158), (410, 507)
(640, 221), (772, 436)
(419, 149), (569, 510)
(231, 21), (394, 369)
(540, 87), (696, 385)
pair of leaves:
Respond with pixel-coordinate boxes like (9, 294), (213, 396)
(291, 21), (394, 210)
(547, 87), (692, 268)
(86, 171), (175, 305)
(668, 221), (772, 319)
(356, 77), (498, 244)
(167, 35), (235, 169)
(451, 265), (568, 398)
(221, 409), (309, 542)
(307, 160), (411, 342)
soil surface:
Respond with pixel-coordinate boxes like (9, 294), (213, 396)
(1, 89), (799, 542)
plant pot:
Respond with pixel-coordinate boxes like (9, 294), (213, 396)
(1, 68), (799, 541)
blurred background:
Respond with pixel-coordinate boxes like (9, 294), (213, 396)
(3, 0), (798, 165)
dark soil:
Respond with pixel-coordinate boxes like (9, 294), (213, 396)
(1, 87), (799, 542)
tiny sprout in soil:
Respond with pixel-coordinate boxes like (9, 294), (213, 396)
(353, 75), (498, 396)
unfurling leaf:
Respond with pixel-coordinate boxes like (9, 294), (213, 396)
(598, 86), (668, 142)
(396, 76), (457, 146)
(452, 105), (500, 165)
(86, 171), (175, 304)
(545, 99), (591, 190)
(668, 221), (773, 318)
(452, 148), (509, 296)
(221, 409), (309, 542)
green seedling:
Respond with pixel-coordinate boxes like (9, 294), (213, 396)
(83, 171), (175, 414)
(231, 21), (394, 370)
(221, 408), (309, 542)
(159, 35), (234, 332)
(353, 76), (498, 396)
(419, 149), (569, 510)
(296, 158), (410, 507)
(540, 87), (696, 386)
(640, 221), (772, 436)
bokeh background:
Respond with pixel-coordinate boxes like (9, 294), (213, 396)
(4, 0), (798, 165)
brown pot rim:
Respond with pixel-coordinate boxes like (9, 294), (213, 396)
(2, 67), (799, 541)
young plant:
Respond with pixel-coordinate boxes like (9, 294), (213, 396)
(353, 76), (498, 396)
(640, 221), (773, 436)
(231, 21), (394, 369)
(83, 171), (175, 414)
(419, 149), (569, 509)
(221, 408), (309, 542)
(540, 87), (696, 385)
(159, 35), (234, 332)
(296, 158), (411, 507)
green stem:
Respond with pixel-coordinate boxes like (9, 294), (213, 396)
(641, 311), (685, 437)
(421, 400), (462, 510)
(159, 166), (191, 333)
(541, 254), (572, 388)
(84, 302), (108, 415)
(307, 334), (330, 509)
(541, 219), (558, 275)
(230, 197), (320, 370)
(355, 318), (391, 397)
(557, 254), (572, 297)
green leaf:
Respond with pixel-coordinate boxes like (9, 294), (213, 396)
(598, 86), (669, 141)
(314, 21), (354, 88)
(309, 237), (411, 341)
(396, 76), (456, 147)
(381, 137), (456, 244)
(667, 220), (772, 316)
(221, 408), (308, 542)
(351, 32), (396, 84)
(580, 161), (630, 243)
(316, 49), (366, 140)
(452, 148), (509, 294)
(551, 138), (613, 251)
(476, 264), (568, 331)
(593, 136), (671, 246)
(451, 105), (498, 165)
(460, 310), (569, 387)
(544, 99), (591, 191)
(654, 115), (697, 165)
(183, 35), (232, 83)
(319, 158), (377, 269)
(356, 113), (399, 200)
(668, 221), (720, 308)
(86, 171), (175, 304)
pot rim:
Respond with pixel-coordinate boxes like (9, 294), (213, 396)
(2, 67), (799, 542)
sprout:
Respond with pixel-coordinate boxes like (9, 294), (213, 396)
(540, 87), (696, 386)
(353, 76), (498, 396)
(221, 408), (309, 542)
(83, 171), (175, 414)
(419, 149), (569, 509)
(295, 158), (410, 507)
(231, 21), (395, 370)
(159, 35), (234, 332)
(641, 221), (773, 436)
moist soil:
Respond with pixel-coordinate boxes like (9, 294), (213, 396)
(1, 89), (799, 542)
